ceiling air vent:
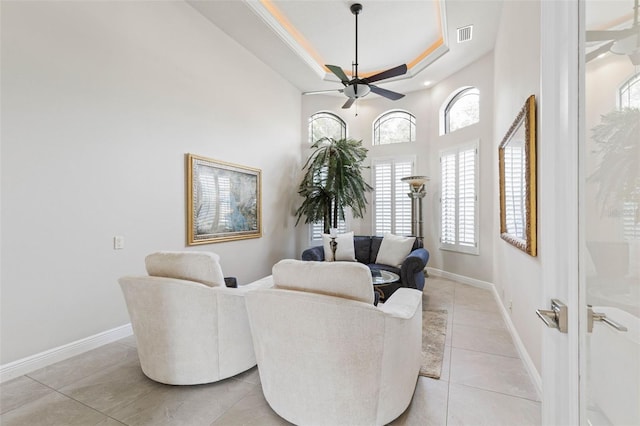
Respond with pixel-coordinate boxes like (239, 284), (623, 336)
(457, 25), (473, 43)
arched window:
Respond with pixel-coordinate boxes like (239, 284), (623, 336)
(443, 87), (480, 134)
(619, 72), (640, 109)
(372, 110), (416, 145)
(308, 112), (346, 143)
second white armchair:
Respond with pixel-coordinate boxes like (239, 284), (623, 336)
(245, 259), (423, 426)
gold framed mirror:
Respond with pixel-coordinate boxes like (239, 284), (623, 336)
(187, 154), (262, 245)
(499, 95), (537, 256)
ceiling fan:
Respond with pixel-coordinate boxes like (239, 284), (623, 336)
(586, 0), (640, 64)
(304, 3), (408, 109)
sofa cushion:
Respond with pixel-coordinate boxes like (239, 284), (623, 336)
(145, 251), (225, 287)
(376, 234), (417, 267)
(272, 259), (374, 304)
(322, 231), (356, 262)
(354, 236), (372, 264)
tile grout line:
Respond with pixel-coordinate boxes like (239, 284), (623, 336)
(4, 375), (128, 425)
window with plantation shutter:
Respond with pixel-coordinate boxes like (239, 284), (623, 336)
(373, 157), (415, 236)
(440, 142), (479, 254)
(308, 112), (348, 241)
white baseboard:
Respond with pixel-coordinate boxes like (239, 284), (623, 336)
(426, 267), (494, 290)
(426, 267), (543, 399)
(0, 324), (133, 384)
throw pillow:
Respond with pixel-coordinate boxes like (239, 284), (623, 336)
(375, 233), (416, 267)
(322, 231), (356, 262)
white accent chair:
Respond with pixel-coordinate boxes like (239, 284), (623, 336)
(245, 259), (423, 426)
(118, 251), (272, 385)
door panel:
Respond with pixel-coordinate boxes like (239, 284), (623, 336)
(583, 1), (640, 424)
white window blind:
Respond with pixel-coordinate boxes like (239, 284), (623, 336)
(440, 143), (478, 254)
(373, 158), (414, 235)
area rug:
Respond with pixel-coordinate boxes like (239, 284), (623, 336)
(420, 309), (448, 379)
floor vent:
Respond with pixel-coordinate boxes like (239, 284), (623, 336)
(457, 25), (473, 43)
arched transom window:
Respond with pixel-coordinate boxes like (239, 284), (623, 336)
(443, 87), (480, 134)
(308, 112), (346, 144)
(373, 110), (416, 145)
(619, 72), (640, 109)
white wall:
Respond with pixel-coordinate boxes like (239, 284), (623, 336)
(299, 53), (494, 284)
(492, 0), (542, 373)
(1, 1), (301, 364)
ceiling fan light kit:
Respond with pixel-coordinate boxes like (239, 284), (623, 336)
(307, 3), (408, 109)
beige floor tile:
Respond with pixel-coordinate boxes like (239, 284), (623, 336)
(28, 342), (138, 390)
(449, 348), (539, 401)
(389, 376), (449, 426)
(0, 391), (108, 426)
(0, 375), (54, 415)
(451, 324), (518, 358)
(453, 289), (497, 313)
(447, 383), (541, 426)
(440, 345), (452, 382)
(423, 292), (454, 312)
(210, 386), (292, 426)
(59, 356), (162, 415)
(453, 307), (507, 330)
(108, 378), (256, 426)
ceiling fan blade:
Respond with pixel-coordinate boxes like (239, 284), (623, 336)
(303, 89), (344, 96)
(586, 27), (639, 42)
(369, 85), (405, 101)
(362, 64), (408, 84)
(326, 65), (350, 85)
(586, 41), (615, 62)
(342, 98), (356, 109)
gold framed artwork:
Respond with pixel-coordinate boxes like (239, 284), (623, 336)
(498, 95), (537, 256)
(186, 153), (262, 245)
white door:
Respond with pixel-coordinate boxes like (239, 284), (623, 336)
(583, 0), (640, 424)
(539, 0), (640, 424)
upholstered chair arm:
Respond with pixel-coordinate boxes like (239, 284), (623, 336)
(301, 245), (325, 261)
(400, 248), (429, 290)
(377, 287), (423, 422)
(377, 287), (423, 319)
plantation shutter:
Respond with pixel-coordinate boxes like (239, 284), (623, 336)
(373, 158), (414, 235)
(374, 162), (393, 234)
(440, 143), (478, 254)
(440, 153), (457, 244)
(458, 148), (476, 246)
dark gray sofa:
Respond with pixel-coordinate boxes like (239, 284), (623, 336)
(301, 236), (429, 296)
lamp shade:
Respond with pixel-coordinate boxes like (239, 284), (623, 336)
(401, 175), (430, 192)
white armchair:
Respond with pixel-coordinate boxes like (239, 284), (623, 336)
(118, 251), (272, 385)
(245, 259), (422, 426)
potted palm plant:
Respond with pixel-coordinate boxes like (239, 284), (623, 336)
(295, 137), (373, 234)
(589, 107), (640, 216)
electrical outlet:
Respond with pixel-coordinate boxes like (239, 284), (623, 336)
(113, 235), (125, 250)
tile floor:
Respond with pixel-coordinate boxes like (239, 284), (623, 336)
(0, 276), (541, 425)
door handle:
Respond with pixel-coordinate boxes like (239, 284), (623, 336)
(587, 305), (628, 332)
(536, 299), (568, 333)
